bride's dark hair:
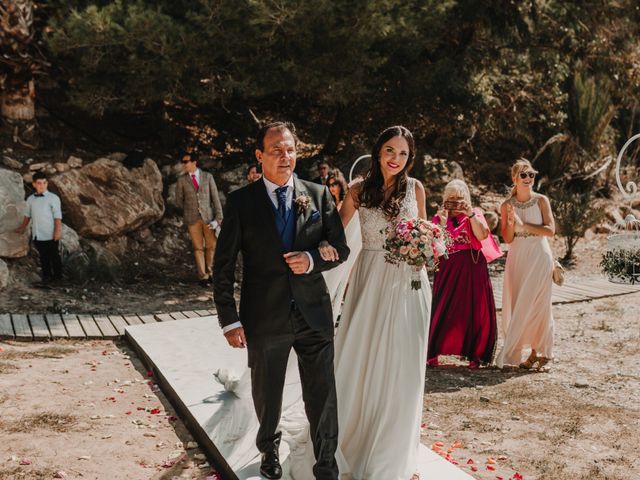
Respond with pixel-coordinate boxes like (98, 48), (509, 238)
(358, 125), (416, 219)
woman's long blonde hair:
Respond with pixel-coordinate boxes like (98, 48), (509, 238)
(509, 158), (538, 197)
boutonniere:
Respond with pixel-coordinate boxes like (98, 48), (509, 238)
(295, 194), (311, 214)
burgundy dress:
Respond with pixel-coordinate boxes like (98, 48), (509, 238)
(427, 209), (498, 365)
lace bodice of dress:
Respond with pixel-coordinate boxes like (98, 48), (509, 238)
(359, 178), (419, 250)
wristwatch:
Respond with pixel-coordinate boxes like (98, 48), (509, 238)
(467, 212), (476, 219)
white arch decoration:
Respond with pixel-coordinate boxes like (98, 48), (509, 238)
(615, 132), (640, 200)
(349, 154), (371, 183)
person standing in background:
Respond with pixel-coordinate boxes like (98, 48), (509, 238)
(497, 159), (555, 370)
(15, 171), (63, 284)
(312, 159), (331, 185)
(175, 150), (223, 287)
(247, 163), (262, 183)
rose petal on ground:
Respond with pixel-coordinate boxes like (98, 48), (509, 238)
(487, 457), (497, 464)
(487, 465), (496, 471)
(54, 471), (67, 478)
(467, 459), (474, 464)
(471, 466), (478, 472)
(19, 459), (31, 465)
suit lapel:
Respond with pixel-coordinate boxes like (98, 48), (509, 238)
(293, 177), (312, 241)
(253, 180), (284, 249)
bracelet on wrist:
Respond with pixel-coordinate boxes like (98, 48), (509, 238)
(467, 212), (476, 219)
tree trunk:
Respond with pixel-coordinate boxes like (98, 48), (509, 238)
(0, 0), (37, 126)
(1, 79), (35, 121)
(321, 106), (346, 156)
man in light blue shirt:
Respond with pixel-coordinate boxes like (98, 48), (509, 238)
(15, 172), (63, 283)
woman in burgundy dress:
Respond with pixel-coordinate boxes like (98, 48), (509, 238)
(427, 179), (502, 368)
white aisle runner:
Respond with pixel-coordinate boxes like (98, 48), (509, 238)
(126, 316), (472, 480)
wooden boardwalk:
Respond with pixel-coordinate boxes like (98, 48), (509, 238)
(1, 277), (638, 341)
(0, 310), (216, 341)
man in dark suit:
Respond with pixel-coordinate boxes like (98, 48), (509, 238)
(213, 122), (349, 479)
(312, 159), (331, 185)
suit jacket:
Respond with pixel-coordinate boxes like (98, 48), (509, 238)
(213, 177), (349, 343)
(312, 175), (327, 185)
(175, 170), (223, 226)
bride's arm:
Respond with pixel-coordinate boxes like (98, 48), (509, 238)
(318, 184), (360, 261)
(415, 180), (427, 220)
(339, 183), (359, 227)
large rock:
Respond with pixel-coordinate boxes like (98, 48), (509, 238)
(0, 168), (29, 258)
(0, 259), (9, 289)
(60, 223), (82, 260)
(50, 158), (165, 239)
(420, 155), (464, 207)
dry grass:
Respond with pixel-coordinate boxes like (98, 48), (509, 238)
(0, 346), (77, 360)
(0, 361), (19, 374)
(3, 412), (78, 433)
(0, 467), (59, 480)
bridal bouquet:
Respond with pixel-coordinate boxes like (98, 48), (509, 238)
(382, 218), (449, 289)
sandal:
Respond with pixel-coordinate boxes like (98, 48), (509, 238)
(536, 356), (550, 370)
(519, 350), (537, 370)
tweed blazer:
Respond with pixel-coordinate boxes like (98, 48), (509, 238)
(175, 170), (223, 226)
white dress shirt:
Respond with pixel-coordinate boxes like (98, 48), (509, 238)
(26, 190), (62, 241)
(222, 175), (314, 334)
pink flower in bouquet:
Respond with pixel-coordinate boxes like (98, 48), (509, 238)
(382, 217), (451, 289)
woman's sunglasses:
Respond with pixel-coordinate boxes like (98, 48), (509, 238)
(519, 171), (536, 179)
(328, 182), (339, 187)
(181, 159), (194, 164)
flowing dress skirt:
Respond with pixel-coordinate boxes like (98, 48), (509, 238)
(428, 249), (497, 364)
(333, 249), (431, 479)
(497, 236), (554, 367)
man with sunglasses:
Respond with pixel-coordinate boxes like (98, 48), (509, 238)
(176, 150), (223, 287)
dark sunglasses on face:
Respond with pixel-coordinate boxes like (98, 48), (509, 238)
(328, 182), (338, 187)
(519, 171), (536, 179)
(181, 159), (193, 164)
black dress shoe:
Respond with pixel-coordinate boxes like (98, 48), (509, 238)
(198, 278), (210, 287)
(260, 451), (282, 479)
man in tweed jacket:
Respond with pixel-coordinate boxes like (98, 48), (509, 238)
(175, 151), (223, 286)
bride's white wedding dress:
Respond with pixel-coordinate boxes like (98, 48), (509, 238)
(331, 177), (432, 479)
(213, 178), (431, 479)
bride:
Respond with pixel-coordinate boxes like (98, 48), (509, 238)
(317, 125), (431, 479)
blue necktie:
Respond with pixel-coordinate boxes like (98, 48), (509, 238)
(275, 186), (288, 219)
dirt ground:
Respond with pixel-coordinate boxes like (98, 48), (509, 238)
(1, 235), (638, 479)
(0, 340), (218, 480)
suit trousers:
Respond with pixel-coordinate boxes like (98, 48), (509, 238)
(250, 305), (339, 480)
(34, 240), (62, 280)
(187, 218), (217, 280)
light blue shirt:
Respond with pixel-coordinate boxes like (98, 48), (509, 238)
(26, 190), (62, 241)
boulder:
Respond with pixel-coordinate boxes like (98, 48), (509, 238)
(67, 156), (83, 168)
(420, 155), (464, 206)
(54, 162), (70, 173)
(29, 162), (48, 171)
(49, 157), (165, 239)
(60, 223), (82, 260)
(0, 168), (29, 258)
(219, 164), (249, 194)
(2, 155), (22, 169)
(0, 259), (9, 289)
